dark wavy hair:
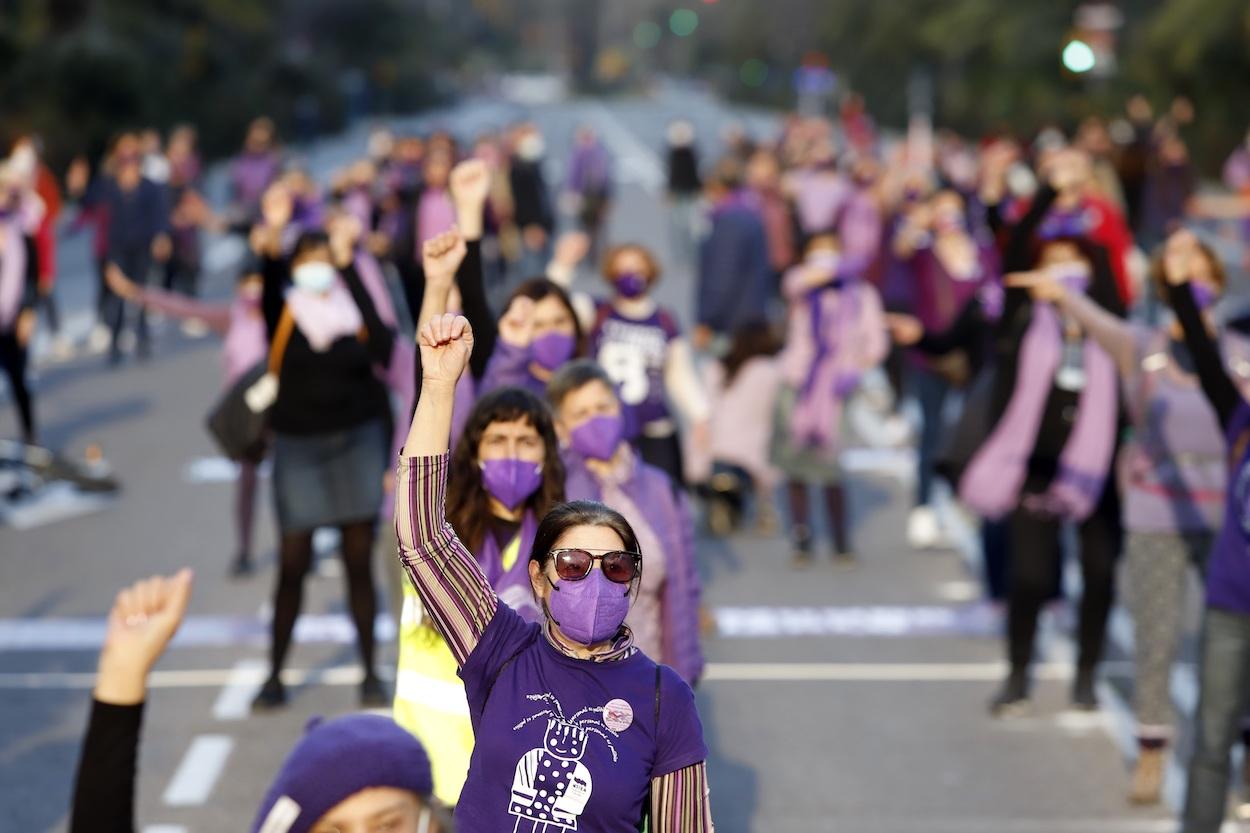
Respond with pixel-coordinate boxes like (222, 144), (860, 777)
(506, 278), (587, 359)
(447, 387), (566, 555)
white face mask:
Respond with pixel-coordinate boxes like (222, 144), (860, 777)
(292, 261), (337, 294)
(516, 135), (545, 162)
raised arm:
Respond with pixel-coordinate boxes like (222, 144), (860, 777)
(105, 266), (231, 334)
(449, 159), (499, 379)
(70, 570), (193, 833)
(331, 217), (394, 366)
(1162, 231), (1241, 428)
(1005, 269), (1137, 378)
(396, 314), (497, 665)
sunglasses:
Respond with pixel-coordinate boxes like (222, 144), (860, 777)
(549, 548), (641, 584)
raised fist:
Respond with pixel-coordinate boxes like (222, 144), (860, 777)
(450, 159), (491, 212)
(260, 182), (293, 231)
(498, 295), (535, 348)
(419, 313), (474, 386)
(96, 569), (194, 705)
(422, 227), (467, 288)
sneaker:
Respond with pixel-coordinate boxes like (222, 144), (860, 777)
(907, 506), (940, 549)
(1129, 747), (1165, 805)
(988, 675), (1031, 717)
(87, 324), (111, 355)
(49, 335), (75, 362)
(360, 674), (389, 708)
(252, 676), (287, 711)
(1071, 669), (1099, 711)
(832, 551), (858, 568)
(181, 318), (211, 338)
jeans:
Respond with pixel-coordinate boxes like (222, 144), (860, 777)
(1181, 607), (1250, 833)
(911, 366), (951, 506)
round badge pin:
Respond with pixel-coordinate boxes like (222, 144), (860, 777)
(603, 698), (634, 733)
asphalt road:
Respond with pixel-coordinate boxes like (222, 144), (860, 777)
(0, 82), (1194, 832)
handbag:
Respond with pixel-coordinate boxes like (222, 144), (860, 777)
(205, 307), (296, 461)
(934, 363), (997, 490)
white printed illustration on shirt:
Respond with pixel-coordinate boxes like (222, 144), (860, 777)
(508, 692), (621, 832)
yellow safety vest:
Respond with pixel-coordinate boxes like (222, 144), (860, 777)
(392, 533), (522, 805)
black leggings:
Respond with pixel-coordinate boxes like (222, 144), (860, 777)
(268, 520), (379, 680)
(1006, 483), (1122, 677)
(0, 330), (35, 443)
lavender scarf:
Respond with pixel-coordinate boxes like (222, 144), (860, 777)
(959, 302), (1118, 521)
(478, 510), (541, 623)
(0, 221), (24, 330)
(787, 259), (884, 450)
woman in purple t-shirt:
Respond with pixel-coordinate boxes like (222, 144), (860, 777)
(398, 313), (712, 831)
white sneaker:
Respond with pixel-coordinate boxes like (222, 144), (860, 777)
(87, 324), (111, 355)
(907, 505), (940, 549)
(181, 318), (211, 339)
(50, 335), (76, 362)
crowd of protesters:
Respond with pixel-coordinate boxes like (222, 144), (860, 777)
(2, 86), (1249, 832)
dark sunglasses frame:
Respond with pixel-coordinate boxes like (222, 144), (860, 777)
(548, 547), (642, 584)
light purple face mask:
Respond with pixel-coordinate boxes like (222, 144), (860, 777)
(1047, 261), (1091, 293)
(531, 331), (576, 371)
(479, 458), (543, 510)
(545, 567), (630, 645)
(569, 414), (624, 461)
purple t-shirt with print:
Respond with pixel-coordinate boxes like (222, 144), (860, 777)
(592, 303), (681, 428)
(454, 604), (707, 832)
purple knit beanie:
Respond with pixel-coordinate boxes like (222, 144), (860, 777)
(251, 714), (433, 833)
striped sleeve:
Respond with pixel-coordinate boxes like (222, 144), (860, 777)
(394, 453), (498, 666)
(650, 761), (713, 832)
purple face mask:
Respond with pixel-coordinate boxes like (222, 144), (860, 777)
(1191, 282), (1218, 311)
(545, 567), (631, 645)
(480, 458), (543, 510)
(530, 331), (576, 371)
(569, 413), (624, 461)
(614, 271), (648, 299)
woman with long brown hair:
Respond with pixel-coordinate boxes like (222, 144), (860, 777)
(393, 386), (566, 806)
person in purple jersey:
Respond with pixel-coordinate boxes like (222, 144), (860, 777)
(1159, 228), (1250, 833)
(546, 360), (705, 686)
(398, 313), (712, 831)
(590, 243), (709, 485)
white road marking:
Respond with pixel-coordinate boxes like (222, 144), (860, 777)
(161, 734), (234, 807)
(211, 658), (268, 721)
(0, 661), (1146, 689)
(142, 826), (189, 833)
(0, 612), (397, 650)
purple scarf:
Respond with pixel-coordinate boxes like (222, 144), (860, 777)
(959, 303), (1118, 521)
(415, 188), (455, 257)
(790, 281), (859, 449)
(478, 510), (541, 623)
(0, 221), (25, 330)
